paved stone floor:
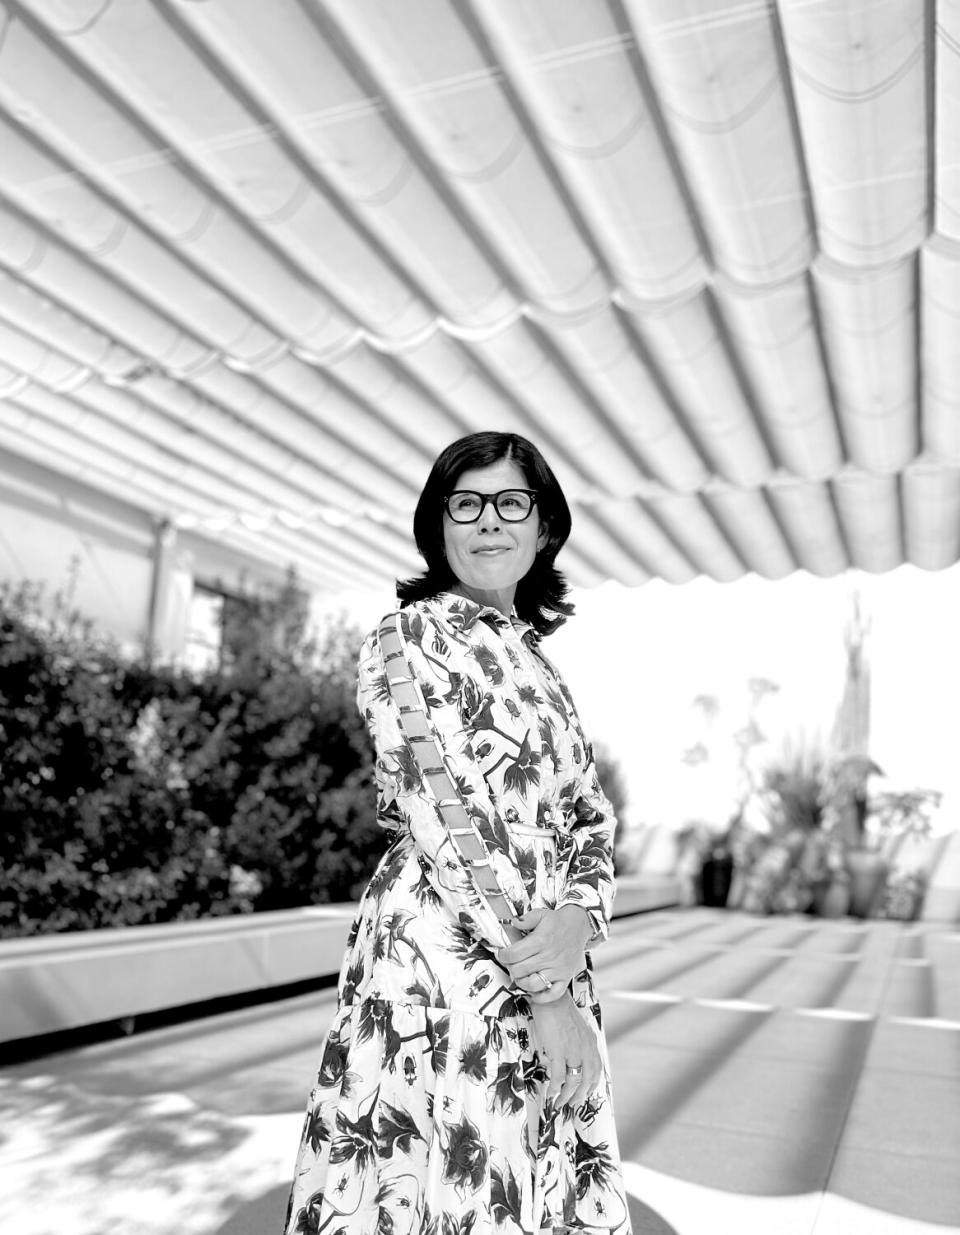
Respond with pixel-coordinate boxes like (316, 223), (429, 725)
(2, 908), (959, 1235)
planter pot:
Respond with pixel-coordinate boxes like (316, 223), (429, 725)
(700, 852), (734, 908)
(847, 851), (889, 918)
(813, 877), (851, 919)
(879, 874), (926, 921)
(726, 866), (747, 910)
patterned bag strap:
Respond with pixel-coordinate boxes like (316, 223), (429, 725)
(377, 614), (523, 945)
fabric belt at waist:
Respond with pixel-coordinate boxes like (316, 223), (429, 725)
(509, 822), (557, 839)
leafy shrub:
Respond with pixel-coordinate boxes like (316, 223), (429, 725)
(592, 743), (630, 874)
(0, 575), (382, 937)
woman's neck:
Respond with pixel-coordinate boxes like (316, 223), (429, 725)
(449, 583), (516, 618)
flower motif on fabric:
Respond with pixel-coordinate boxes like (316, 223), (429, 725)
(457, 1037), (487, 1082)
(301, 1104), (332, 1155)
(425, 1013), (450, 1076)
(376, 1101), (424, 1159)
(441, 1112), (489, 1197)
(317, 1030), (348, 1088)
(380, 910), (416, 963)
(329, 1088), (379, 1173)
(376, 1175), (420, 1235)
(502, 731), (541, 797)
(473, 642), (504, 685)
(514, 846), (537, 896)
(537, 716), (557, 765)
(467, 690), (500, 734)
(290, 1189), (324, 1235)
(384, 744), (423, 794)
(517, 683), (541, 707)
(575, 1133), (617, 1199)
(442, 598), (481, 634)
(490, 1162), (524, 1229)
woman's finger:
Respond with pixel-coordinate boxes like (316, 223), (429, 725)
(506, 945), (580, 981)
(516, 966), (574, 995)
(558, 1063), (583, 1108)
(547, 1055), (566, 1102)
(533, 941), (584, 971)
(572, 1058), (601, 1110)
(528, 980), (566, 1004)
(514, 907), (547, 933)
(507, 955), (548, 980)
(497, 936), (539, 966)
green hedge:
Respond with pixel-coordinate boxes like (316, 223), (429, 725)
(0, 576), (382, 937)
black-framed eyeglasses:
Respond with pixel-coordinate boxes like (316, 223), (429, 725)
(444, 489), (538, 524)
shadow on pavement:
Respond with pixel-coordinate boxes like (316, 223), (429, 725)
(626, 1191), (681, 1234)
(216, 1183), (288, 1234)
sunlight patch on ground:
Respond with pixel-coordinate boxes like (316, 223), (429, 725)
(0, 1074), (301, 1235)
(620, 1161), (950, 1235)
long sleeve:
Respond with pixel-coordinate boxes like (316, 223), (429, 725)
(358, 607), (532, 951)
(529, 644), (617, 947)
(555, 738), (617, 945)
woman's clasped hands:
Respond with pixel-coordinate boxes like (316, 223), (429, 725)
(497, 905), (601, 1112)
(527, 991), (603, 1111)
(497, 904), (592, 1003)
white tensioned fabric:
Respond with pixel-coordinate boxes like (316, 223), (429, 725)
(3, 0), (960, 589)
(376, 614), (532, 950)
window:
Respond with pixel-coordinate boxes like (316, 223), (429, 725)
(182, 585), (225, 673)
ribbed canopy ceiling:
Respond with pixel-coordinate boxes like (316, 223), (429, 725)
(0, 0), (958, 592)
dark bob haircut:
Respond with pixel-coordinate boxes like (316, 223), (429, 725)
(396, 431), (574, 637)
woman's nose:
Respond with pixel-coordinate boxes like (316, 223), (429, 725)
(477, 499), (501, 530)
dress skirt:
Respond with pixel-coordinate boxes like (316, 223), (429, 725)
(283, 823), (630, 1235)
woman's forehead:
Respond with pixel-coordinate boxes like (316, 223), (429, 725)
(452, 457), (528, 490)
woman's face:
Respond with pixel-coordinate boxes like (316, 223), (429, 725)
(442, 456), (545, 615)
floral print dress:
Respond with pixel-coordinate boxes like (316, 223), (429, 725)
(284, 593), (630, 1235)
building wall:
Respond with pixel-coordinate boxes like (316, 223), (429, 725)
(0, 450), (155, 649)
(0, 449), (302, 660)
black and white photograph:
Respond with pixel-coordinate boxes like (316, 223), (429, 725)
(0, 3), (958, 1234)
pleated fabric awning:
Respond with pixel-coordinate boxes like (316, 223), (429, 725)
(0, 0), (958, 592)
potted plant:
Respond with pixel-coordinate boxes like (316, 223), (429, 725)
(877, 869), (928, 921)
(871, 787), (941, 850)
(699, 818), (737, 907)
(679, 679), (780, 910)
(763, 740), (829, 913)
(676, 820), (736, 908)
(819, 754), (886, 917)
(871, 788), (941, 920)
(802, 833), (851, 917)
(731, 737), (849, 917)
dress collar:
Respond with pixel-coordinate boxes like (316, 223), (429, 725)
(425, 590), (536, 642)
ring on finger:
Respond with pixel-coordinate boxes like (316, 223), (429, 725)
(529, 970), (552, 992)
(565, 1064), (583, 1077)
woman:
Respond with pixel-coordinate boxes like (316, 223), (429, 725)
(284, 432), (630, 1235)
